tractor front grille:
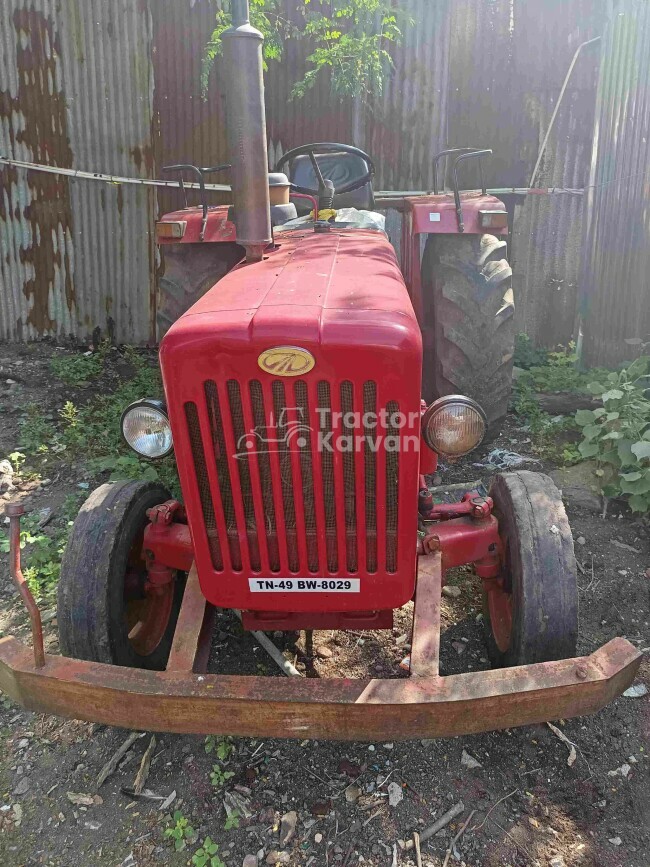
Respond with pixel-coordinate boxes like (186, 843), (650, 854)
(184, 377), (402, 576)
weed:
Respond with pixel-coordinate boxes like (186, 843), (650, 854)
(50, 351), (104, 386)
(204, 735), (234, 761)
(164, 811), (196, 852)
(192, 836), (226, 867)
(210, 764), (235, 788)
(0, 494), (84, 602)
(574, 356), (650, 512)
(17, 404), (56, 454)
(224, 810), (240, 831)
(514, 333), (549, 370)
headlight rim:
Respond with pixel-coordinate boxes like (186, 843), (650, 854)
(421, 394), (487, 458)
(120, 399), (174, 460)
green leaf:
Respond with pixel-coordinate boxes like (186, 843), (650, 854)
(605, 412), (620, 421)
(621, 471), (643, 481)
(578, 441), (600, 458)
(575, 409), (596, 425)
(625, 355), (650, 379)
(631, 441), (650, 460)
(619, 474), (650, 495)
(587, 381), (605, 395)
(602, 483), (619, 498)
(593, 407), (607, 418)
(618, 439), (635, 465)
(602, 388), (624, 402)
(629, 494), (650, 512)
(581, 424), (602, 441)
(601, 430), (623, 440)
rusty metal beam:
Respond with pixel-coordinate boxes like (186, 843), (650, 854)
(409, 552), (441, 677)
(0, 636), (640, 741)
(166, 565), (214, 674)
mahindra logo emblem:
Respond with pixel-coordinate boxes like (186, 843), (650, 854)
(257, 346), (316, 377)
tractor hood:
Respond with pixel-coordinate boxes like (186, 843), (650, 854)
(159, 229), (423, 613)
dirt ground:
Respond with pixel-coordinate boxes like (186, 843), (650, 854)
(0, 344), (648, 867)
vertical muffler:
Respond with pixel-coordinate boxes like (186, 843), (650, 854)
(222, 0), (272, 263)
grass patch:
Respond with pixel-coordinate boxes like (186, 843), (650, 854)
(4, 347), (180, 601)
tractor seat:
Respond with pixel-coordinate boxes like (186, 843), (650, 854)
(287, 151), (375, 215)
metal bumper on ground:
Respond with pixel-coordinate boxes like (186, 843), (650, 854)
(0, 552), (641, 741)
(0, 635), (640, 740)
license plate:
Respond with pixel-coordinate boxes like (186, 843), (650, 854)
(249, 578), (360, 593)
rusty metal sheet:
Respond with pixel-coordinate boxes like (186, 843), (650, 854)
(580, 0), (650, 367)
(0, 0), (157, 343)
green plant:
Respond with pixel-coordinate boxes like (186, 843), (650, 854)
(8, 451), (25, 473)
(202, 1), (411, 111)
(17, 404), (56, 454)
(210, 764), (235, 788)
(192, 836), (226, 867)
(0, 501), (80, 601)
(513, 333), (549, 370)
(164, 811), (196, 852)
(293, 0), (410, 102)
(205, 735), (234, 760)
(224, 809), (240, 831)
(50, 352), (104, 386)
(575, 356), (650, 512)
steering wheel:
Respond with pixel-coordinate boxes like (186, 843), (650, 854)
(275, 143), (375, 206)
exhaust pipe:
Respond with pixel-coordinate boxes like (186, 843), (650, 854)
(222, 0), (272, 263)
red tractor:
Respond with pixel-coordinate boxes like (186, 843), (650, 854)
(0, 1), (639, 740)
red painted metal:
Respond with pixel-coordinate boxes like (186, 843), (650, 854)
(406, 193), (509, 236)
(143, 521), (194, 573)
(422, 516), (501, 573)
(241, 609), (393, 631)
(157, 206), (236, 246)
(160, 228), (423, 614)
(421, 493), (493, 522)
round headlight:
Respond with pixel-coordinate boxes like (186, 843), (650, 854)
(422, 395), (486, 458)
(121, 400), (173, 459)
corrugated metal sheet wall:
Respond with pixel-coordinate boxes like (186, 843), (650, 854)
(580, 0), (650, 367)
(2, 0), (645, 360)
(0, 0), (157, 343)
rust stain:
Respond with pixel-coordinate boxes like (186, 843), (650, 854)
(0, 8), (76, 332)
(130, 144), (154, 176)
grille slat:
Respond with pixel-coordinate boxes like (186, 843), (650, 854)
(186, 376), (401, 577)
(385, 400), (400, 573)
(249, 380), (280, 572)
(227, 380), (261, 572)
(340, 381), (357, 572)
(317, 381), (338, 572)
(295, 381), (319, 572)
(363, 381), (378, 573)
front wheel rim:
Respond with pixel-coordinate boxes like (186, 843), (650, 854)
(123, 530), (175, 658)
(487, 583), (513, 652)
(487, 535), (513, 653)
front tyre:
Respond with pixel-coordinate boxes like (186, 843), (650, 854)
(57, 481), (185, 670)
(482, 471), (578, 667)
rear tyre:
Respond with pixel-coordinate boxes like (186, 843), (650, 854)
(421, 233), (514, 440)
(482, 471), (578, 667)
(158, 243), (243, 339)
(57, 480), (185, 670)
